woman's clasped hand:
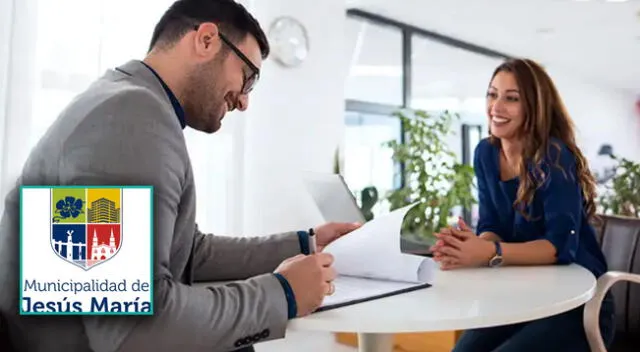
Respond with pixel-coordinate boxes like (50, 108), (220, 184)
(429, 217), (494, 270)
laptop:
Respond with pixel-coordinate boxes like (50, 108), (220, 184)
(301, 173), (367, 224)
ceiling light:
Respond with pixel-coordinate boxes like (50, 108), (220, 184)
(605, 0), (628, 2)
(536, 28), (555, 34)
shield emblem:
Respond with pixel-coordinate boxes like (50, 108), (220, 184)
(50, 187), (122, 270)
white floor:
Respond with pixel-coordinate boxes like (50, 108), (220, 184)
(255, 331), (357, 352)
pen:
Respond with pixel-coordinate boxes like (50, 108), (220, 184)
(308, 228), (317, 254)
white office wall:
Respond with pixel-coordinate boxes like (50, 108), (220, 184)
(238, 0), (348, 235)
(546, 66), (640, 163)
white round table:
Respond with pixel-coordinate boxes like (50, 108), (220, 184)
(287, 264), (596, 352)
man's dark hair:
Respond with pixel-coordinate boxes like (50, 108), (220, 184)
(148, 0), (270, 59)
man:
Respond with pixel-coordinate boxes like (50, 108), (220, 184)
(0, 0), (359, 351)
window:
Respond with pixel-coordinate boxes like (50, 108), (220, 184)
(462, 124), (483, 228)
(343, 14), (404, 216)
(184, 128), (235, 233)
(31, 0), (103, 147)
(411, 35), (505, 122)
(31, 0), (175, 146)
(345, 17), (404, 106)
(409, 36), (502, 225)
(343, 110), (401, 217)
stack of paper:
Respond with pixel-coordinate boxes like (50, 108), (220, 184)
(318, 203), (437, 311)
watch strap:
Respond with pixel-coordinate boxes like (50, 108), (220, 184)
(489, 241), (503, 267)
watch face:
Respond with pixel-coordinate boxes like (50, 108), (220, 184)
(268, 17), (309, 67)
(489, 256), (503, 267)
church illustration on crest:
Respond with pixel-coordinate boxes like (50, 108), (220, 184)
(90, 227), (118, 261)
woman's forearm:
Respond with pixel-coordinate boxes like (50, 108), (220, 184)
(479, 231), (502, 242)
(500, 240), (558, 266)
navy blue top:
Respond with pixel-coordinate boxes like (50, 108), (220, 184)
(474, 138), (608, 277)
(139, 61), (310, 319)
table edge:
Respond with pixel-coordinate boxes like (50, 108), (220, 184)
(288, 269), (597, 333)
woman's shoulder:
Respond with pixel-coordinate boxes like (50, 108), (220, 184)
(473, 138), (498, 176)
(529, 138), (579, 187)
(474, 137), (496, 157)
(544, 137), (577, 167)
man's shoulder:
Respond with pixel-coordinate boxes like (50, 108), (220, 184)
(63, 82), (186, 153)
(76, 81), (176, 128)
(26, 78), (189, 180)
(51, 79), (185, 152)
(32, 80), (180, 154)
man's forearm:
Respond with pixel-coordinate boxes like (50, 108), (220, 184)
(192, 229), (307, 282)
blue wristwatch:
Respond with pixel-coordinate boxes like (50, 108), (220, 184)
(488, 241), (503, 267)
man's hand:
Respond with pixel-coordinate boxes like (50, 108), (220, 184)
(274, 253), (336, 316)
(314, 222), (361, 252)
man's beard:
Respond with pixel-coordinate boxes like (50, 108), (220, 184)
(182, 58), (225, 133)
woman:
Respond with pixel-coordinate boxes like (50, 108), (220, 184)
(430, 58), (616, 352)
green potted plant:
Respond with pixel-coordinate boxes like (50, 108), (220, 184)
(383, 109), (476, 246)
(598, 154), (640, 218)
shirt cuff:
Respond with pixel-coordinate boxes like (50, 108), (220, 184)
(273, 273), (297, 319)
(297, 230), (310, 255)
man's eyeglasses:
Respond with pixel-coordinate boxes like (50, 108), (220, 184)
(194, 24), (260, 94)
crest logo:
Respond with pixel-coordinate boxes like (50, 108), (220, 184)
(50, 188), (122, 270)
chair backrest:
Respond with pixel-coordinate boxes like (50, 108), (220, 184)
(594, 215), (640, 336)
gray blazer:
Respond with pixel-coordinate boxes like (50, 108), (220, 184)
(0, 60), (302, 352)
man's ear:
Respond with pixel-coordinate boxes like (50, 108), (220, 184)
(194, 22), (221, 57)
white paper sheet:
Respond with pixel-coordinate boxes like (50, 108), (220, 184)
(319, 275), (428, 310)
(322, 203), (437, 284)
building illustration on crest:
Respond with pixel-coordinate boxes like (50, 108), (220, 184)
(88, 197), (120, 223)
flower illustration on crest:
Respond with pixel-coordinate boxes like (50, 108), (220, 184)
(52, 196), (84, 223)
